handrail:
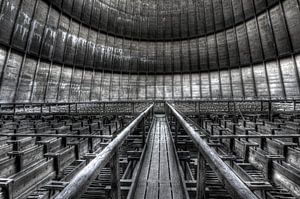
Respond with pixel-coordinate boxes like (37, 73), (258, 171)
(166, 102), (258, 199)
(54, 104), (154, 199)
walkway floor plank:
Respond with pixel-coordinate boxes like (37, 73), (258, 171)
(133, 115), (185, 199)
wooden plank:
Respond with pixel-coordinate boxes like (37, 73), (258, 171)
(145, 119), (160, 199)
(159, 119), (172, 199)
(196, 152), (206, 199)
(134, 120), (157, 199)
(134, 116), (186, 199)
(165, 119), (184, 199)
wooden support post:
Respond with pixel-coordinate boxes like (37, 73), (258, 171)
(13, 104), (16, 116)
(142, 117), (145, 146)
(110, 150), (121, 199)
(132, 102), (135, 113)
(175, 120), (179, 146)
(110, 131), (121, 199)
(108, 125), (112, 135)
(196, 152), (206, 199)
(268, 101), (272, 122)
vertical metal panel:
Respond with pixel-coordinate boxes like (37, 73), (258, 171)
(190, 40), (199, 71)
(280, 57), (300, 97)
(210, 71), (221, 98)
(197, 0), (206, 35)
(91, 0), (100, 28)
(265, 61), (283, 97)
(62, 0), (73, 14)
(72, 0), (83, 19)
(213, 0), (224, 31)
(226, 29), (239, 67)
(295, 54), (300, 85)
(0, 52), (22, 102)
(181, 41), (190, 72)
(201, 73), (210, 98)
(156, 75), (164, 99)
(231, 68), (243, 97)
(75, 26), (88, 66)
(253, 0), (267, 14)
(246, 20), (263, 63)
(28, 1), (48, 55)
(173, 41), (181, 72)
(204, 0), (214, 33)
(208, 35), (218, 70)
(270, 5), (291, 56)
(137, 75), (146, 100)
(253, 63), (269, 97)
(146, 75), (155, 99)
(199, 37), (208, 70)
(0, 0), (21, 44)
(90, 70), (101, 101)
(241, 66), (255, 98)
(257, 13), (276, 60)
(217, 32), (228, 69)
(0, 46), (7, 77)
(80, 69), (92, 102)
(232, 0), (244, 23)
(64, 20), (79, 65)
(283, 0), (300, 52)
(222, 0), (234, 27)
(173, 74), (182, 98)
(110, 73), (119, 101)
(45, 64), (60, 102)
(82, 0), (93, 24)
(41, 8), (59, 59)
(31, 61), (50, 102)
(182, 74), (191, 99)
(220, 70), (232, 98)
(85, 29), (97, 69)
(242, 0), (255, 19)
(129, 74), (137, 100)
(236, 24), (251, 65)
(100, 72), (111, 101)
(164, 42), (172, 73)
(191, 73), (200, 99)
(69, 68), (82, 102)
(58, 66), (71, 102)
(12, 0), (35, 51)
(16, 57), (36, 102)
(53, 15), (69, 62)
(119, 74), (129, 100)
(164, 75), (173, 100)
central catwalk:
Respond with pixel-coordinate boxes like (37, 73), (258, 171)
(133, 115), (187, 199)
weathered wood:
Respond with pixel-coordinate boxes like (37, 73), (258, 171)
(196, 152), (206, 199)
(55, 104), (153, 199)
(110, 150), (121, 199)
(133, 115), (187, 199)
(167, 103), (259, 199)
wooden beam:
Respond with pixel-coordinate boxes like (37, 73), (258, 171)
(196, 152), (206, 199)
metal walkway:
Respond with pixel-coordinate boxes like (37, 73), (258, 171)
(133, 115), (186, 199)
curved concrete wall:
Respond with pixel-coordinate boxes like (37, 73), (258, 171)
(0, 46), (299, 103)
(47, 0), (282, 40)
(0, 0), (300, 73)
(0, 0), (300, 102)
